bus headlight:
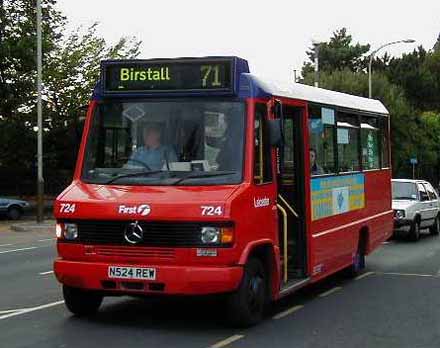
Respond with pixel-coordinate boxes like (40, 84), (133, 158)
(200, 226), (234, 245)
(201, 227), (220, 244)
(56, 223), (78, 240)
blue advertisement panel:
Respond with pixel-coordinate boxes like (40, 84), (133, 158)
(311, 174), (365, 221)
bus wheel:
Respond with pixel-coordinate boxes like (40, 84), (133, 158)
(345, 249), (365, 278)
(63, 285), (103, 316)
(227, 257), (266, 327)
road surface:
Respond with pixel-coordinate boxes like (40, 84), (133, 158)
(1, 225), (440, 348)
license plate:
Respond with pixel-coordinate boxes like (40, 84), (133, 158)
(108, 266), (156, 280)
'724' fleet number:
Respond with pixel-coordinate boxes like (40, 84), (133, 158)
(59, 203), (76, 213)
(201, 205), (223, 216)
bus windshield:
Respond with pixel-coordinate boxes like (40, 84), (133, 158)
(81, 100), (245, 186)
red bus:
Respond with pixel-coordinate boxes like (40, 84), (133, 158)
(54, 57), (393, 326)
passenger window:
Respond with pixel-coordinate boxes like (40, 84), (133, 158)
(379, 117), (390, 168)
(361, 117), (380, 170)
(253, 103), (272, 184)
(309, 106), (336, 175)
(418, 183), (429, 201)
(425, 183), (438, 201)
(337, 113), (360, 172)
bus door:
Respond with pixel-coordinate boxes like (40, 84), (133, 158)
(275, 101), (308, 286)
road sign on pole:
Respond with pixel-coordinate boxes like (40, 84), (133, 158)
(410, 158), (418, 179)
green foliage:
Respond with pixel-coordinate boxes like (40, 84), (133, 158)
(302, 28), (370, 77)
(0, 0), (65, 171)
(434, 34), (440, 52)
(44, 23), (140, 128)
(0, 0), (141, 194)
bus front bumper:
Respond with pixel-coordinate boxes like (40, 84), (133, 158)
(54, 259), (243, 295)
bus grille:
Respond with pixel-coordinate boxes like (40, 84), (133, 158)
(73, 220), (221, 247)
(94, 246), (176, 259)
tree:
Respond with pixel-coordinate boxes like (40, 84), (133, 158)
(0, 0), (65, 170)
(434, 33), (440, 52)
(302, 28), (370, 77)
(43, 23), (141, 172)
(0, 1), (141, 195)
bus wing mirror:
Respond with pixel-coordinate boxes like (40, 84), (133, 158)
(268, 119), (283, 147)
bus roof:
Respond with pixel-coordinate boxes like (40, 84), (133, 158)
(243, 74), (389, 115)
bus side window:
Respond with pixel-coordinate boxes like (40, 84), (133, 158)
(308, 106), (336, 175)
(337, 113), (360, 172)
(361, 117), (380, 170)
(253, 103), (272, 184)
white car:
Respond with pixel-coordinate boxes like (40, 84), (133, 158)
(392, 179), (440, 241)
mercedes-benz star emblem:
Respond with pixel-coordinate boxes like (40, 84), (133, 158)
(124, 221), (144, 244)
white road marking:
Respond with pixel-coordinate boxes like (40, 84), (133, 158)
(272, 305), (304, 320)
(0, 243), (53, 255)
(37, 238), (55, 242)
(355, 271), (375, 280)
(0, 309), (22, 315)
(0, 246), (37, 255)
(0, 300), (64, 321)
(319, 286), (342, 298)
(0, 244), (13, 247)
(381, 272), (435, 278)
(39, 270), (54, 275)
(209, 335), (245, 348)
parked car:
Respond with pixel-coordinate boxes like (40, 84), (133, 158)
(392, 179), (440, 241)
(0, 198), (30, 220)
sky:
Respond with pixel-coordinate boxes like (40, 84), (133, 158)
(56, 0), (439, 83)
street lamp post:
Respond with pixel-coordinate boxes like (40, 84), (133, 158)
(312, 41), (320, 87)
(36, 0), (44, 222)
(368, 39), (415, 98)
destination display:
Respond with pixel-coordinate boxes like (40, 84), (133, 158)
(102, 58), (233, 94)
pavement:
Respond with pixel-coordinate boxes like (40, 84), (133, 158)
(1, 227), (440, 347)
(0, 218), (55, 233)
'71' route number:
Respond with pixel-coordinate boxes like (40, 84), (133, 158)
(201, 205), (223, 216)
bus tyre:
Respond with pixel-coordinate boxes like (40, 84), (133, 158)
(346, 249), (365, 278)
(409, 219), (421, 241)
(227, 257), (266, 327)
(63, 285), (103, 316)
(430, 216), (440, 236)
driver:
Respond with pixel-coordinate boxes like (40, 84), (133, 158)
(128, 123), (177, 170)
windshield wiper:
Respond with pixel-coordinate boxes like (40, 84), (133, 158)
(105, 170), (164, 184)
(393, 196), (414, 200)
(171, 171), (237, 185)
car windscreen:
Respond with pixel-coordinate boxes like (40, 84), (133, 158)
(392, 181), (418, 200)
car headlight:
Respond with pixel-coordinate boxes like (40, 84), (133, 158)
(394, 210), (405, 219)
(200, 226), (234, 245)
(56, 223), (78, 240)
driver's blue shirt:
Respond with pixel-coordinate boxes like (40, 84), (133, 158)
(129, 146), (178, 170)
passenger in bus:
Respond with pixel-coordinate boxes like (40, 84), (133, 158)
(128, 124), (178, 170)
(310, 148), (324, 175)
